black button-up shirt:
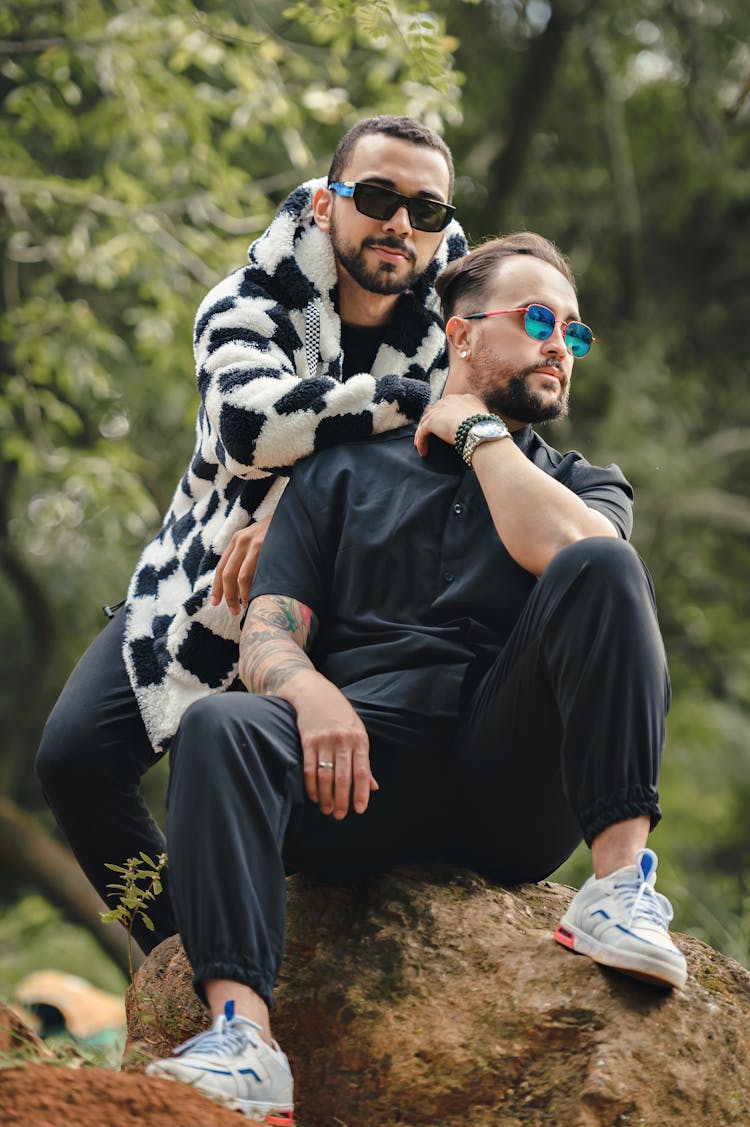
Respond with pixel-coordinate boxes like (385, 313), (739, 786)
(251, 425), (633, 718)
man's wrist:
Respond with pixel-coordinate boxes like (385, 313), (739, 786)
(454, 413), (505, 460)
(280, 667), (329, 709)
(454, 413), (492, 458)
(462, 416), (511, 466)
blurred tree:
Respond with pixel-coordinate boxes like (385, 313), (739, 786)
(0, 0), (460, 970)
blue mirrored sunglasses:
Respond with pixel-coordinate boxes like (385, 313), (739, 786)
(464, 303), (595, 358)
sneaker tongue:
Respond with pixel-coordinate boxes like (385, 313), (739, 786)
(232, 1014), (264, 1034)
(222, 1000), (262, 1034)
(636, 848), (658, 884)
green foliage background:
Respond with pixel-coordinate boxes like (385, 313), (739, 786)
(1, 0), (749, 987)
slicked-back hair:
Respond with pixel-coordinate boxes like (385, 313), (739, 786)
(328, 116), (455, 198)
(436, 233), (576, 322)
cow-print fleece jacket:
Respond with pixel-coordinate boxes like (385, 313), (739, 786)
(123, 177), (467, 751)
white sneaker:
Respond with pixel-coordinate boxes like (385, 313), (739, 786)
(146, 1000), (294, 1124)
(554, 848), (687, 989)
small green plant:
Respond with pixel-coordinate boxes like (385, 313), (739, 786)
(100, 852), (167, 982)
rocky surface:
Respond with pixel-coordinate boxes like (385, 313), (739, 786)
(125, 868), (750, 1126)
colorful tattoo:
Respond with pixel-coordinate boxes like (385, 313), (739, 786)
(239, 595), (319, 695)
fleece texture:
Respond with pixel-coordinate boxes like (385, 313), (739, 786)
(123, 177), (467, 751)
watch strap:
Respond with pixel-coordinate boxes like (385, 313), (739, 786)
(454, 413), (503, 459)
(462, 419), (510, 466)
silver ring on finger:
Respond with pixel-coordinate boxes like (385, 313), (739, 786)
(317, 761), (335, 770)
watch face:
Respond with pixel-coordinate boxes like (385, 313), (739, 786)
(471, 420), (506, 439)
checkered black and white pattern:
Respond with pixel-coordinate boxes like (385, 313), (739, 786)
(123, 177), (467, 751)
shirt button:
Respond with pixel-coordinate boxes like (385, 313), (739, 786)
(444, 572), (455, 584)
(452, 502), (463, 516)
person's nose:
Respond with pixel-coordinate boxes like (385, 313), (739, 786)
(382, 203), (413, 237)
(541, 322), (568, 358)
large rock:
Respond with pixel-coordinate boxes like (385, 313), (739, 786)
(127, 869), (750, 1126)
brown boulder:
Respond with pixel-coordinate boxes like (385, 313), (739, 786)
(127, 868), (750, 1126)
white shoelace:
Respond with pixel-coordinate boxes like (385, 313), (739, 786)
(173, 1014), (258, 1058)
(613, 873), (674, 930)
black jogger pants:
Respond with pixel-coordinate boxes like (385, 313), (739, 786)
(167, 538), (670, 1008)
(35, 612), (177, 952)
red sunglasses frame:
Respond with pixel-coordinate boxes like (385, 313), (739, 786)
(463, 305), (595, 357)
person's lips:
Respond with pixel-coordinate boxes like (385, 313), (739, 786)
(365, 239), (415, 265)
(370, 245), (409, 264)
(535, 366), (563, 384)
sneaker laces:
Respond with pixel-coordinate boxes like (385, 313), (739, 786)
(613, 871), (674, 930)
(172, 1012), (259, 1059)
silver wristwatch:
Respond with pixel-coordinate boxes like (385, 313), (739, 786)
(462, 417), (510, 466)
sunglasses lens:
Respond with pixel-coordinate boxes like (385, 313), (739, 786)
(566, 322), (593, 357)
(354, 184), (395, 221)
(353, 185), (451, 232)
(409, 200), (451, 232)
(524, 305), (555, 340)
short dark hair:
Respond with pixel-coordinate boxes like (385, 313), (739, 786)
(328, 115), (455, 198)
(436, 232), (576, 321)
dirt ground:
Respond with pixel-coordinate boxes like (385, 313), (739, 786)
(1, 1061), (267, 1127)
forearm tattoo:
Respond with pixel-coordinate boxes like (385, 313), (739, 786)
(239, 595), (319, 695)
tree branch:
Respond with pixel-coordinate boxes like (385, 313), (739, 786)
(0, 37), (104, 55)
(0, 461), (57, 795)
(0, 794), (133, 976)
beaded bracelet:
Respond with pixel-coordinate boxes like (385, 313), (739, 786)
(454, 413), (502, 459)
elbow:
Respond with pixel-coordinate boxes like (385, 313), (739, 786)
(537, 521), (618, 576)
(539, 525), (621, 577)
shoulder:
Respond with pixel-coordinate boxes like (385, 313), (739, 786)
(521, 429), (630, 486)
(290, 426), (416, 487)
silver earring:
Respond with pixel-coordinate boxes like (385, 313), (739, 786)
(459, 350), (468, 358)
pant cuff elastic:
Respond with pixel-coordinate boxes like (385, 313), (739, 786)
(580, 783), (662, 847)
(191, 959), (276, 1011)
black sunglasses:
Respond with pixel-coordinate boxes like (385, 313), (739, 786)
(328, 181), (455, 233)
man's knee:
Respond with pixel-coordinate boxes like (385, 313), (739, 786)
(547, 536), (651, 602)
(170, 693), (302, 814)
(36, 702), (100, 794)
(172, 693), (296, 779)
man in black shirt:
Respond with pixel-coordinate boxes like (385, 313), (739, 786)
(149, 233), (686, 1123)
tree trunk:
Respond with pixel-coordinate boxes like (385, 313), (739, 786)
(0, 794), (134, 976)
(485, 0), (578, 227)
(584, 30), (643, 317)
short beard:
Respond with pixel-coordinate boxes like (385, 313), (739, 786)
(480, 364), (570, 424)
(330, 212), (419, 296)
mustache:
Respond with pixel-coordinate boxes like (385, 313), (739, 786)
(524, 360), (567, 386)
(362, 235), (416, 264)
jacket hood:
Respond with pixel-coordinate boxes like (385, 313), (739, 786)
(247, 176), (467, 305)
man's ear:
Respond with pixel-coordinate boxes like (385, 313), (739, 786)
(445, 315), (470, 355)
(313, 187), (333, 233)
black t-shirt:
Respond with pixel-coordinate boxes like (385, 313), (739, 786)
(251, 426), (634, 718)
(340, 323), (388, 381)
